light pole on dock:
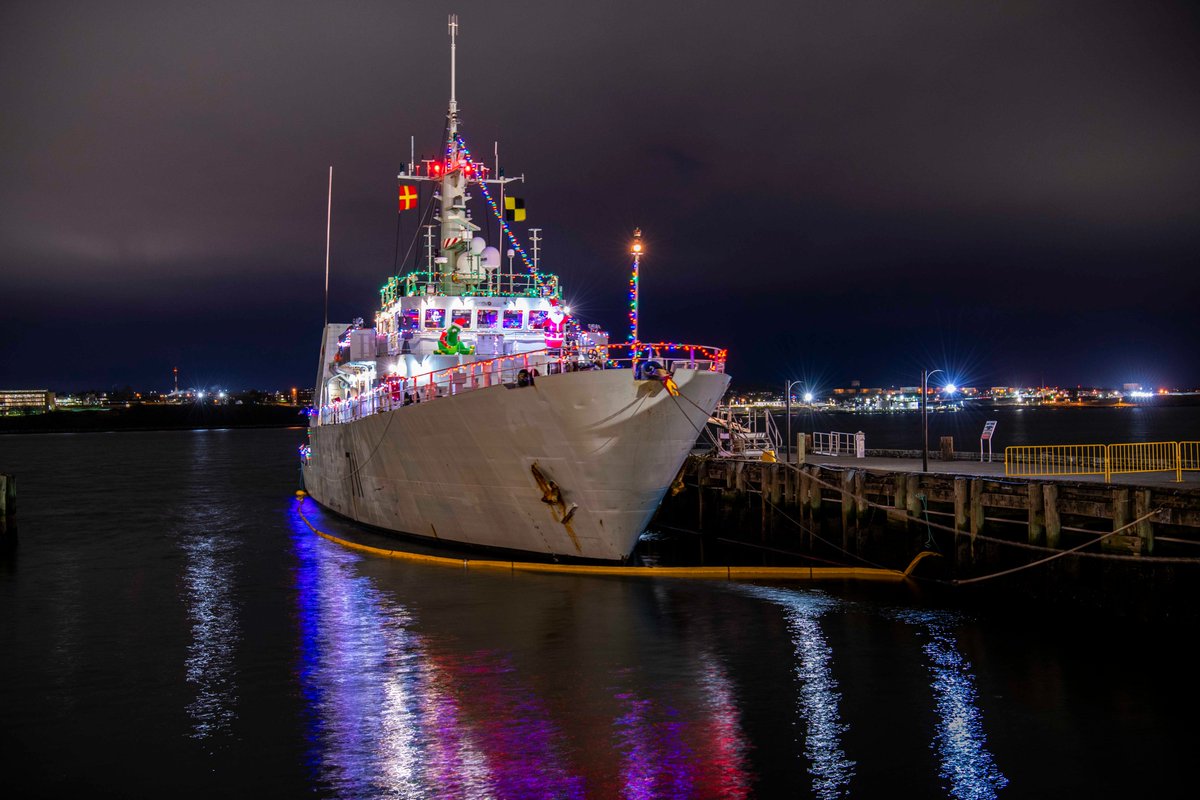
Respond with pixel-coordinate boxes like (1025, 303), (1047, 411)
(784, 380), (806, 463)
(921, 369), (945, 472)
(628, 229), (643, 346)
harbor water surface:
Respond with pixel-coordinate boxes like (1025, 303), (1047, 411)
(1, 425), (1195, 798)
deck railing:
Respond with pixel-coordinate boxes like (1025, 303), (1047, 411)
(315, 341), (727, 427)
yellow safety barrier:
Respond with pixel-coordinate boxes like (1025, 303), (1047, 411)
(1005, 441), (1194, 482)
(1004, 444), (1107, 479)
(1181, 442), (1200, 475)
(294, 500), (914, 582)
(1107, 441), (1180, 483)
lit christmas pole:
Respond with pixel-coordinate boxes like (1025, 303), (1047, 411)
(628, 228), (643, 345)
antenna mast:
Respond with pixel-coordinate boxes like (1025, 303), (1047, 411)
(448, 14), (459, 126)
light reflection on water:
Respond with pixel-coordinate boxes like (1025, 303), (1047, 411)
(182, 533), (240, 739)
(291, 507), (584, 799)
(744, 587), (854, 800)
(9, 428), (1196, 798)
(895, 610), (1009, 800)
(288, 501), (1010, 799)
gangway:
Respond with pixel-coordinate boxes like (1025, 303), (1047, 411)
(708, 406), (782, 459)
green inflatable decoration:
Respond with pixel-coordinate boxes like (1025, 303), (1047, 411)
(436, 322), (474, 355)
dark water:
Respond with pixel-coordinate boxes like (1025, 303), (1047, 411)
(1, 428), (1195, 798)
(787, 404), (1200, 450)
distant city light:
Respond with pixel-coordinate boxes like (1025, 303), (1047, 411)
(218, 391), (226, 399)
(803, 392), (814, 403)
(944, 383), (957, 394)
(197, 391), (205, 399)
(1129, 390), (1153, 398)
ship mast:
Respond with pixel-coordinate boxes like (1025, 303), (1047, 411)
(395, 14), (527, 296)
(437, 13), (479, 295)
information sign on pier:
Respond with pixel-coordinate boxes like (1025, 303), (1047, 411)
(980, 420), (998, 462)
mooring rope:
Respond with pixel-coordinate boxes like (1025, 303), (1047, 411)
(952, 509), (1163, 585)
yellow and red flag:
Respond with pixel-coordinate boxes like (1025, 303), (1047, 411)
(398, 184), (418, 211)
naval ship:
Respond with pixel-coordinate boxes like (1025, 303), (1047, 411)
(301, 17), (730, 561)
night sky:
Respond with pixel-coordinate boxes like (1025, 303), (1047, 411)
(3, 1), (1198, 394)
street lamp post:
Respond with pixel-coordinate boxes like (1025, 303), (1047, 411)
(921, 369), (945, 472)
(784, 380), (805, 464)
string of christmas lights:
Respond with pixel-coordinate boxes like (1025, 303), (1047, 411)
(453, 134), (539, 277)
(628, 255), (639, 343)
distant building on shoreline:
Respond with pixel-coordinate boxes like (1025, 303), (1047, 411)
(0, 389), (57, 414)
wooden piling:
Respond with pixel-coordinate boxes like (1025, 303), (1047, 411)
(970, 479), (984, 535)
(853, 471), (867, 554)
(905, 475), (920, 517)
(1113, 488), (1130, 531)
(954, 478), (968, 533)
(808, 467), (822, 515)
(761, 468), (768, 539)
(0, 474), (12, 518)
(1045, 483), (1061, 549)
(1027, 483), (1044, 545)
(1135, 489), (1155, 555)
(1104, 487), (1140, 554)
(841, 470), (854, 551)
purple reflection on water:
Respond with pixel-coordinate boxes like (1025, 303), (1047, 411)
(288, 501), (585, 799)
(614, 691), (695, 798)
(610, 654), (751, 799)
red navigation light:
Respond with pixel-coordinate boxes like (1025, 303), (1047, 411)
(432, 163), (442, 175)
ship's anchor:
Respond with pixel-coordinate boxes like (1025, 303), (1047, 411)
(530, 462), (580, 548)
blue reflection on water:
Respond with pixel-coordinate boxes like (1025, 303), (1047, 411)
(895, 610), (1008, 800)
(743, 588), (855, 799)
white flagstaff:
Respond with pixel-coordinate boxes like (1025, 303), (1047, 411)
(324, 166), (332, 329)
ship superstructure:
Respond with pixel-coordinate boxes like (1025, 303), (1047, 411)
(302, 17), (730, 561)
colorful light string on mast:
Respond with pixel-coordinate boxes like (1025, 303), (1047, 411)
(453, 134), (539, 277)
(628, 228), (643, 344)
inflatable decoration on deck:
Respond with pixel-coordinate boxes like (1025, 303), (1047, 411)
(436, 318), (475, 355)
(543, 299), (568, 348)
(637, 359), (680, 396)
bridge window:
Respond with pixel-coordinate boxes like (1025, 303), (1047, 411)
(424, 308), (446, 329)
(400, 309), (419, 331)
(451, 309), (472, 328)
(503, 310), (524, 329)
(529, 310), (548, 329)
(476, 309), (498, 328)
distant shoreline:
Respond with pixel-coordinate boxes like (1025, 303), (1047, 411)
(0, 405), (309, 435)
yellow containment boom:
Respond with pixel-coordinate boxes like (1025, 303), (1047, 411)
(295, 496), (922, 582)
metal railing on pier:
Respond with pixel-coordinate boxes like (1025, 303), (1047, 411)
(1005, 441), (1196, 482)
(1004, 444), (1108, 479)
(811, 431), (864, 457)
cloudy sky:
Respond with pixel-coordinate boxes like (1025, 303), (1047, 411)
(2, 0), (1198, 392)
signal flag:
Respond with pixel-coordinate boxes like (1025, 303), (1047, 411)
(504, 196), (526, 222)
(398, 184), (418, 211)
